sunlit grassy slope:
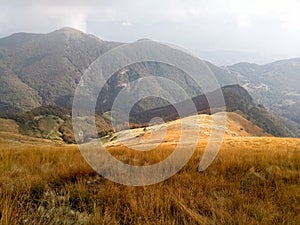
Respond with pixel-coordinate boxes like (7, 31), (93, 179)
(0, 135), (299, 224)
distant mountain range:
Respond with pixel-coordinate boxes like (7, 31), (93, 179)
(0, 27), (236, 113)
(226, 58), (300, 128)
(132, 85), (300, 138)
(197, 50), (266, 66)
(1, 27), (300, 142)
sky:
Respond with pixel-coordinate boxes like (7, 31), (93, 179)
(1, 0), (300, 65)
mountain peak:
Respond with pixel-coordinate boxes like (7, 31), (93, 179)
(50, 27), (85, 37)
(50, 27), (104, 42)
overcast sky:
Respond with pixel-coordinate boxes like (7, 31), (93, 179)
(1, 0), (300, 65)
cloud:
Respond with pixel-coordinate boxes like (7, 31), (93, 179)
(45, 6), (88, 32)
(0, 0), (300, 63)
(121, 22), (133, 27)
(229, 0), (300, 29)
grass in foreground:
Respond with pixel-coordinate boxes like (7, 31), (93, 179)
(0, 137), (300, 225)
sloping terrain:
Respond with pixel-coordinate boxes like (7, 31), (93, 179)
(227, 58), (300, 126)
(2, 85), (298, 143)
(0, 28), (236, 114)
(106, 112), (270, 150)
(132, 85), (300, 138)
(0, 118), (19, 133)
(1, 134), (300, 224)
(0, 27), (120, 112)
(1, 106), (113, 143)
(1, 28), (299, 141)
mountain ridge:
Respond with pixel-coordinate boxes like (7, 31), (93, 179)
(1, 28), (300, 141)
(227, 57), (300, 127)
(0, 28), (236, 113)
(131, 85), (300, 138)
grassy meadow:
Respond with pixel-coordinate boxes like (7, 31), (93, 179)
(0, 137), (300, 224)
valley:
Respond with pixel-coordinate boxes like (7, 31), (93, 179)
(0, 27), (300, 225)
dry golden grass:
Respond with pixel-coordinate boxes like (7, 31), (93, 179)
(0, 137), (300, 224)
